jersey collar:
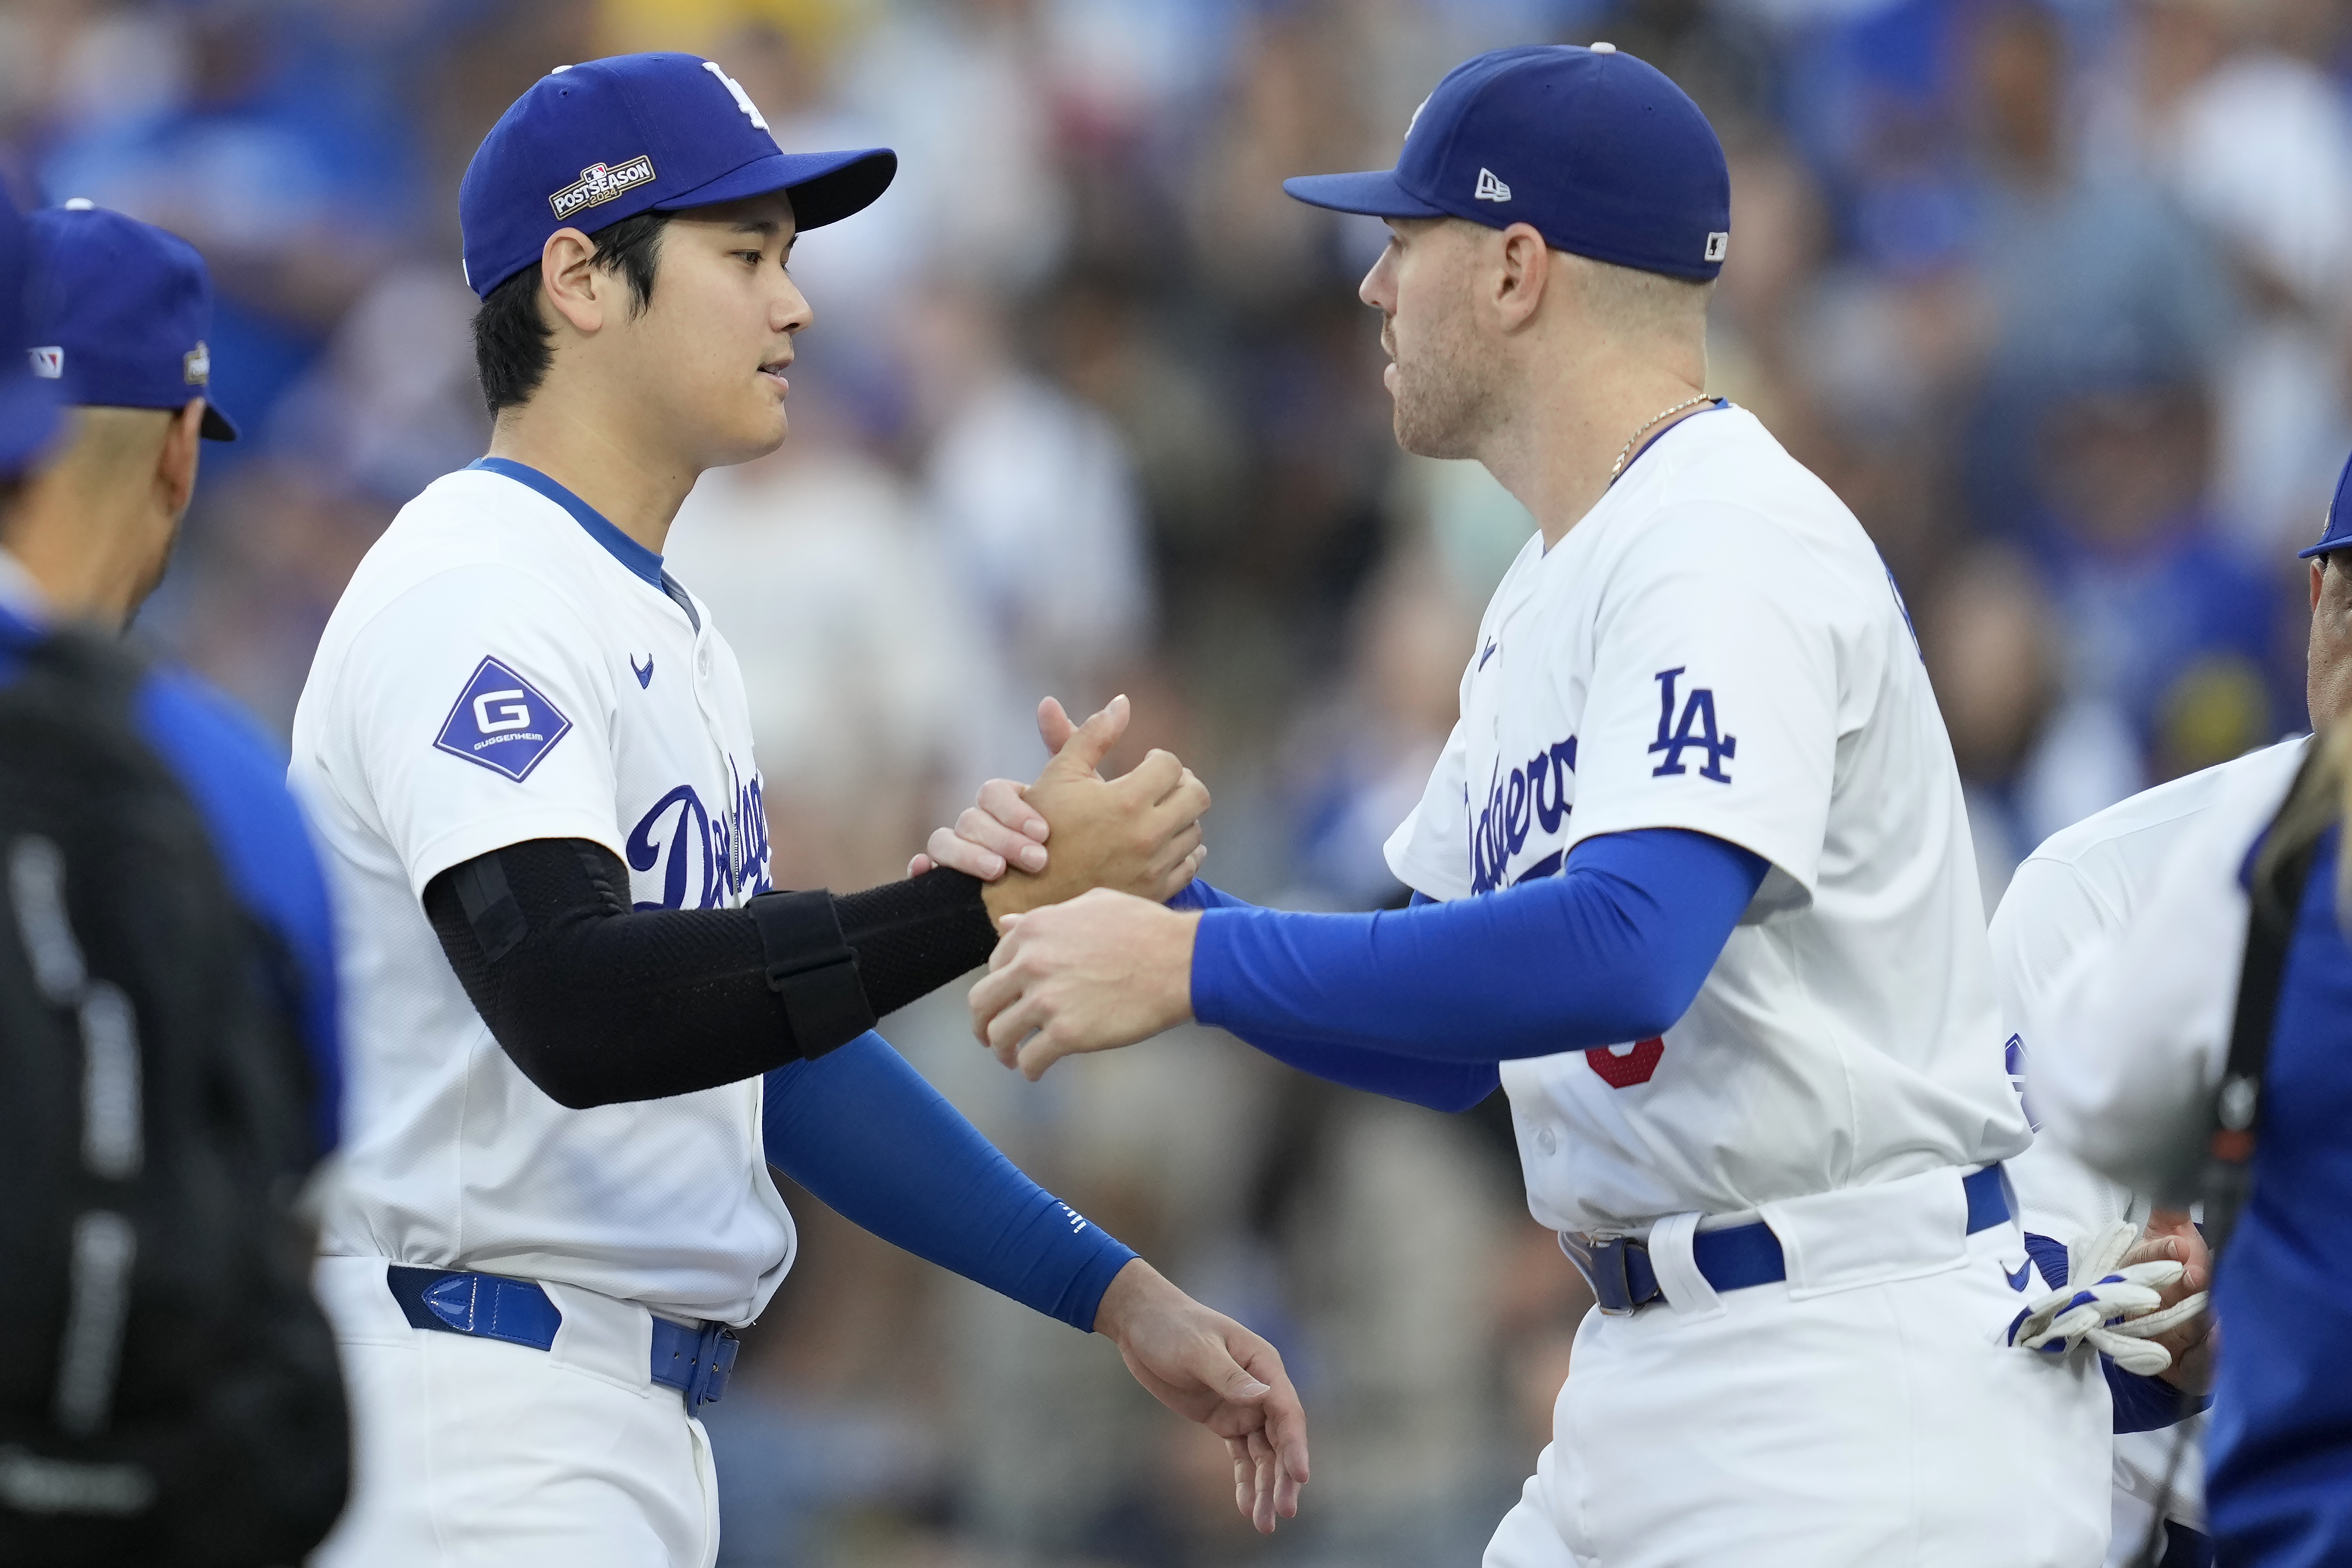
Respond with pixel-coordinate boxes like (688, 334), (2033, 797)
(468, 456), (665, 590)
(1610, 397), (1731, 489)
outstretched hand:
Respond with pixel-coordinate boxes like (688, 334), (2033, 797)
(970, 888), (1200, 1078)
(1092, 1259), (1309, 1533)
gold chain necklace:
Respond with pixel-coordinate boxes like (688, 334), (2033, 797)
(1608, 393), (1714, 482)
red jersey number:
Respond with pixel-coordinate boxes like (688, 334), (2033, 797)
(1586, 1037), (1664, 1089)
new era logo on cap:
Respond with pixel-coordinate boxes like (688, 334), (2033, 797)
(1704, 232), (1728, 262)
(550, 156), (657, 221)
(28, 347), (61, 379)
(1474, 168), (1512, 202)
(182, 342), (209, 385)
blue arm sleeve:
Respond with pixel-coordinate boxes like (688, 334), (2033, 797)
(134, 669), (343, 1155)
(2104, 1356), (2211, 1433)
(763, 1032), (1137, 1331)
(1190, 828), (1767, 1064)
(1173, 882), (1497, 1111)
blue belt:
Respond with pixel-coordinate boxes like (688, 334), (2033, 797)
(386, 1265), (738, 1410)
(1565, 1164), (2012, 1317)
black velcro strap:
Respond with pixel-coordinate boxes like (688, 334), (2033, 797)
(748, 890), (875, 1059)
(452, 851), (529, 963)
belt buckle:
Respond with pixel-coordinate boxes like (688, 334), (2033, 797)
(684, 1323), (739, 1410)
(1561, 1232), (1648, 1317)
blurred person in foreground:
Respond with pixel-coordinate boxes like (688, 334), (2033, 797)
(2036, 477), (2352, 1557)
(286, 54), (1302, 1568)
(5, 196), (341, 1150)
(1980, 457), (2352, 1566)
(0, 196), (347, 1561)
(963, 43), (2113, 1567)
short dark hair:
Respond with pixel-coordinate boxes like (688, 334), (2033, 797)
(472, 209), (672, 415)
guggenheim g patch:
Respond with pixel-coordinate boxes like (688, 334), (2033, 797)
(434, 656), (573, 782)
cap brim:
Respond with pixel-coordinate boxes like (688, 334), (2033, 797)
(2299, 539), (2342, 559)
(199, 398), (238, 441)
(1281, 169), (1448, 219)
(0, 374), (63, 477)
(656, 147), (898, 231)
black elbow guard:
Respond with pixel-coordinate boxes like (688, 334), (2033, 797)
(748, 890), (876, 1059)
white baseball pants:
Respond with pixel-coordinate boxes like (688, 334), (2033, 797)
(307, 1256), (720, 1568)
(1486, 1202), (2112, 1566)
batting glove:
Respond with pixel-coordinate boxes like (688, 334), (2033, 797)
(2006, 1221), (2211, 1378)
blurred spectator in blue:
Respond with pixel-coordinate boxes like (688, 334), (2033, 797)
(1779, 0), (1981, 260)
(37, 0), (441, 452)
(2034, 370), (2282, 782)
(1959, 0), (2240, 538)
(1284, 540), (1482, 911)
(2093, 0), (2352, 555)
(1924, 543), (2142, 908)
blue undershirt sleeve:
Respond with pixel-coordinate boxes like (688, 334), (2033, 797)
(1170, 883), (1497, 1110)
(1189, 828), (1767, 1067)
(763, 1033), (1137, 1331)
(2104, 1357), (2211, 1433)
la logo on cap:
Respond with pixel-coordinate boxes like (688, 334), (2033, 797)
(1474, 167), (1512, 202)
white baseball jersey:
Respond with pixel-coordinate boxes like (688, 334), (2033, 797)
(1993, 736), (2310, 1240)
(1385, 405), (2028, 1236)
(289, 460), (794, 1326)
(1991, 738), (2304, 1559)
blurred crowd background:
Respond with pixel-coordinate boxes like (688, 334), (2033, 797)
(2, 0), (2343, 1561)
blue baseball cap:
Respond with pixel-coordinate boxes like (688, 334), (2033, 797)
(27, 201), (237, 441)
(2299, 447), (2352, 559)
(460, 52), (896, 300)
(0, 188), (63, 478)
(1284, 45), (1732, 283)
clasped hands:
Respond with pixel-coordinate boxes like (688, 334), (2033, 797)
(914, 696), (1210, 1079)
(2009, 1212), (2214, 1393)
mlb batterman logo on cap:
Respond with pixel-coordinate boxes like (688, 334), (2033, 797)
(1283, 44), (1732, 283)
(459, 52), (897, 300)
(26, 200), (239, 440)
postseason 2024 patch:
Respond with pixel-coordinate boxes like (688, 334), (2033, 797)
(434, 656), (573, 782)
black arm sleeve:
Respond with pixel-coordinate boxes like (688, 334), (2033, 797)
(421, 837), (999, 1108)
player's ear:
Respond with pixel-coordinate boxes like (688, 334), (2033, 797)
(1491, 222), (1550, 331)
(156, 399), (204, 522)
(539, 226), (607, 335)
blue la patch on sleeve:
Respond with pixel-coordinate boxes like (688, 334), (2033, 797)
(433, 656), (573, 782)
